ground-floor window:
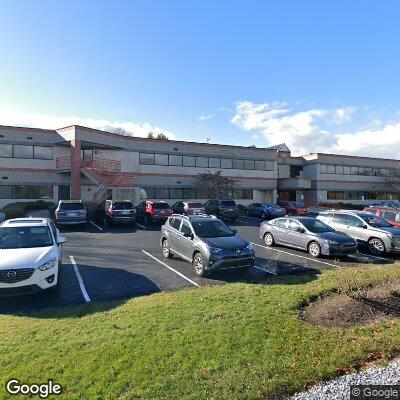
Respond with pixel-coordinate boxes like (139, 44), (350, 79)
(327, 191), (395, 200)
(140, 187), (253, 200)
(0, 185), (53, 199)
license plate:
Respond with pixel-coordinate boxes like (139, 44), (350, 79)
(68, 212), (78, 216)
(121, 210), (130, 215)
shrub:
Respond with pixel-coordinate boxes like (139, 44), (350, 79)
(2, 202), (27, 219)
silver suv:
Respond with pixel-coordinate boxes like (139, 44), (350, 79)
(160, 214), (255, 276)
(317, 210), (400, 255)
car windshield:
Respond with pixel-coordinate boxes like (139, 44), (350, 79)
(112, 202), (134, 210)
(191, 220), (235, 238)
(360, 214), (392, 227)
(60, 202), (85, 210)
(301, 219), (334, 233)
(188, 202), (204, 208)
(152, 203), (171, 209)
(0, 226), (54, 249)
(221, 201), (236, 207)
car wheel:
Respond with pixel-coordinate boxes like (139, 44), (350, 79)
(368, 238), (386, 255)
(308, 241), (321, 258)
(145, 214), (152, 225)
(162, 239), (172, 259)
(264, 232), (274, 246)
(261, 212), (267, 219)
(193, 252), (206, 277)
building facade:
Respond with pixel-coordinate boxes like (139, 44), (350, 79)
(0, 124), (398, 208)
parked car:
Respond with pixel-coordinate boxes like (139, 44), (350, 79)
(104, 200), (136, 227)
(0, 218), (66, 296)
(363, 206), (400, 228)
(160, 214), (255, 276)
(55, 200), (87, 225)
(136, 201), (173, 225)
(278, 201), (309, 216)
(259, 216), (357, 258)
(246, 203), (286, 219)
(204, 199), (239, 222)
(172, 201), (205, 215)
(317, 210), (400, 255)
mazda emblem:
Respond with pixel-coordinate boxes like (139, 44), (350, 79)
(7, 270), (17, 278)
(236, 249), (242, 255)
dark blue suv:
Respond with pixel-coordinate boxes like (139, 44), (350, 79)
(246, 203), (286, 219)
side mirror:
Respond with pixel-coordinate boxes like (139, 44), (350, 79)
(183, 232), (193, 239)
(362, 225), (368, 229)
(297, 227), (306, 234)
(57, 236), (66, 245)
(232, 229), (237, 235)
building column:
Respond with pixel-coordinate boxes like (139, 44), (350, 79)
(70, 139), (82, 200)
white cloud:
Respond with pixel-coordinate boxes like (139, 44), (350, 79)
(0, 108), (176, 139)
(197, 113), (214, 121)
(231, 100), (400, 158)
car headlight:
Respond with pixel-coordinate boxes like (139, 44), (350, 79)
(325, 239), (339, 245)
(38, 258), (57, 271)
(245, 243), (254, 252)
(208, 247), (224, 255)
(386, 233), (394, 240)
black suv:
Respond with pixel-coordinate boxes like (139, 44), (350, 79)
(204, 199), (239, 222)
(104, 200), (136, 226)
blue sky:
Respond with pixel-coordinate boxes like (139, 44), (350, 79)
(0, 0), (399, 157)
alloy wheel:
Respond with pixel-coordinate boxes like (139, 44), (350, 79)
(264, 233), (274, 246)
(308, 242), (321, 257)
(368, 238), (385, 255)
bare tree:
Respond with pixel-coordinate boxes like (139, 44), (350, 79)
(147, 132), (169, 140)
(195, 170), (238, 199)
(106, 127), (132, 136)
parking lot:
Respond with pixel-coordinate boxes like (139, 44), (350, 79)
(0, 215), (397, 313)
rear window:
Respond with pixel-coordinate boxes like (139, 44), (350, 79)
(188, 202), (204, 208)
(152, 203), (171, 210)
(112, 202), (134, 210)
(221, 201), (236, 207)
(59, 202), (85, 210)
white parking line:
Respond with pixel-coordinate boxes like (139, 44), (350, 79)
(252, 242), (339, 268)
(136, 223), (147, 229)
(90, 221), (103, 231)
(253, 265), (277, 275)
(142, 250), (200, 287)
(69, 256), (91, 302)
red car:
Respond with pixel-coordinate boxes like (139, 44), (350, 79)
(363, 206), (400, 228)
(136, 200), (173, 225)
(278, 201), (309, 216)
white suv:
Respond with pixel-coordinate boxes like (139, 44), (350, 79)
(0, 218), (66, 296)
(317, 210), (400, 255)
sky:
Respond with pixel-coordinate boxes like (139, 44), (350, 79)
(0, 0), (400, 157)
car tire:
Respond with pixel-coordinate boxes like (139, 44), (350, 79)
(193, 252), (206, 277)
(308, 241), (321, 258)
(368, 237), (386, 255)
(264, 232), (274, 246)
(162, 239), (172, 259)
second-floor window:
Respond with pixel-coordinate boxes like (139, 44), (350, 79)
(0, 144), (53, 160)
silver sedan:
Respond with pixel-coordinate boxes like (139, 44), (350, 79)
(258, 217), (358, 258)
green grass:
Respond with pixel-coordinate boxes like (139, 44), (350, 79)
(2, 264), (400, 399)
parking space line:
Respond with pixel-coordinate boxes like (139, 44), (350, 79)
(142, 250), (200, 287)
(253, 265), (277, 275)
(90, 221), (103, 231)
(252, 243), (339, 268)
(69, 256), (91, 302)
(136, 223), (147, 229)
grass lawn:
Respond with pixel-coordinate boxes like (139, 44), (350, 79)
(2, 264), (400, 399)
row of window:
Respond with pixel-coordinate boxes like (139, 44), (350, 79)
(0, 144), (53, 160)
(0, 185), (53, 199)
(327, 191), (394, 201)
(140, 187), (254, 200)
(320, 164), (394, 176)
(139, 153), (275, 171)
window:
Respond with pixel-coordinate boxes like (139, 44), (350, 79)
(169, 155), (182, 166)
(254, 160), (265, 170)
(320, 164), (327, 173)
(221, 158), (232, 169)
(0, 186), (12, 198)
(347, 215), (364, 227)
(170, 188), (184, 199)
(183, 156), (196, 167)
(287, 220), (302, 231)
(208, 158), (220, 168)
(0, 144), (12, 158)
(14, 186), (35, 199)
(155, 154), (169, 165)
(183, 188), (197, 199)
(169, 217), (182, 230)
(154, 188), (169, 199)
(332, 214), (348, 224)
(343, 166), (351, 174)
(351, 166), (359, 174)
(243, 160), (255, 170)
(383, 212), (397, 221)
(14, 145), (33, 158)
(327, 191), (345, 200)
(139, 153), (155, 165)
(232, 159), (244, 169)
(195, 157), (208, 167)
(275, 219), (288, 228)
(36, 186), (53, 199)
(326, 165), (335, 173)
(197, 188), (209, 199)
(335, 165), (344, 174)
(34, 146), (53, 160)
(265, 161), (274, 171)
(140, 188), (155, 199)
(180, 222), (193, 236)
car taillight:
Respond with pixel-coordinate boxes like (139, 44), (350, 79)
(56, 210), (65, 217)
(78, 210), (86, 216)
